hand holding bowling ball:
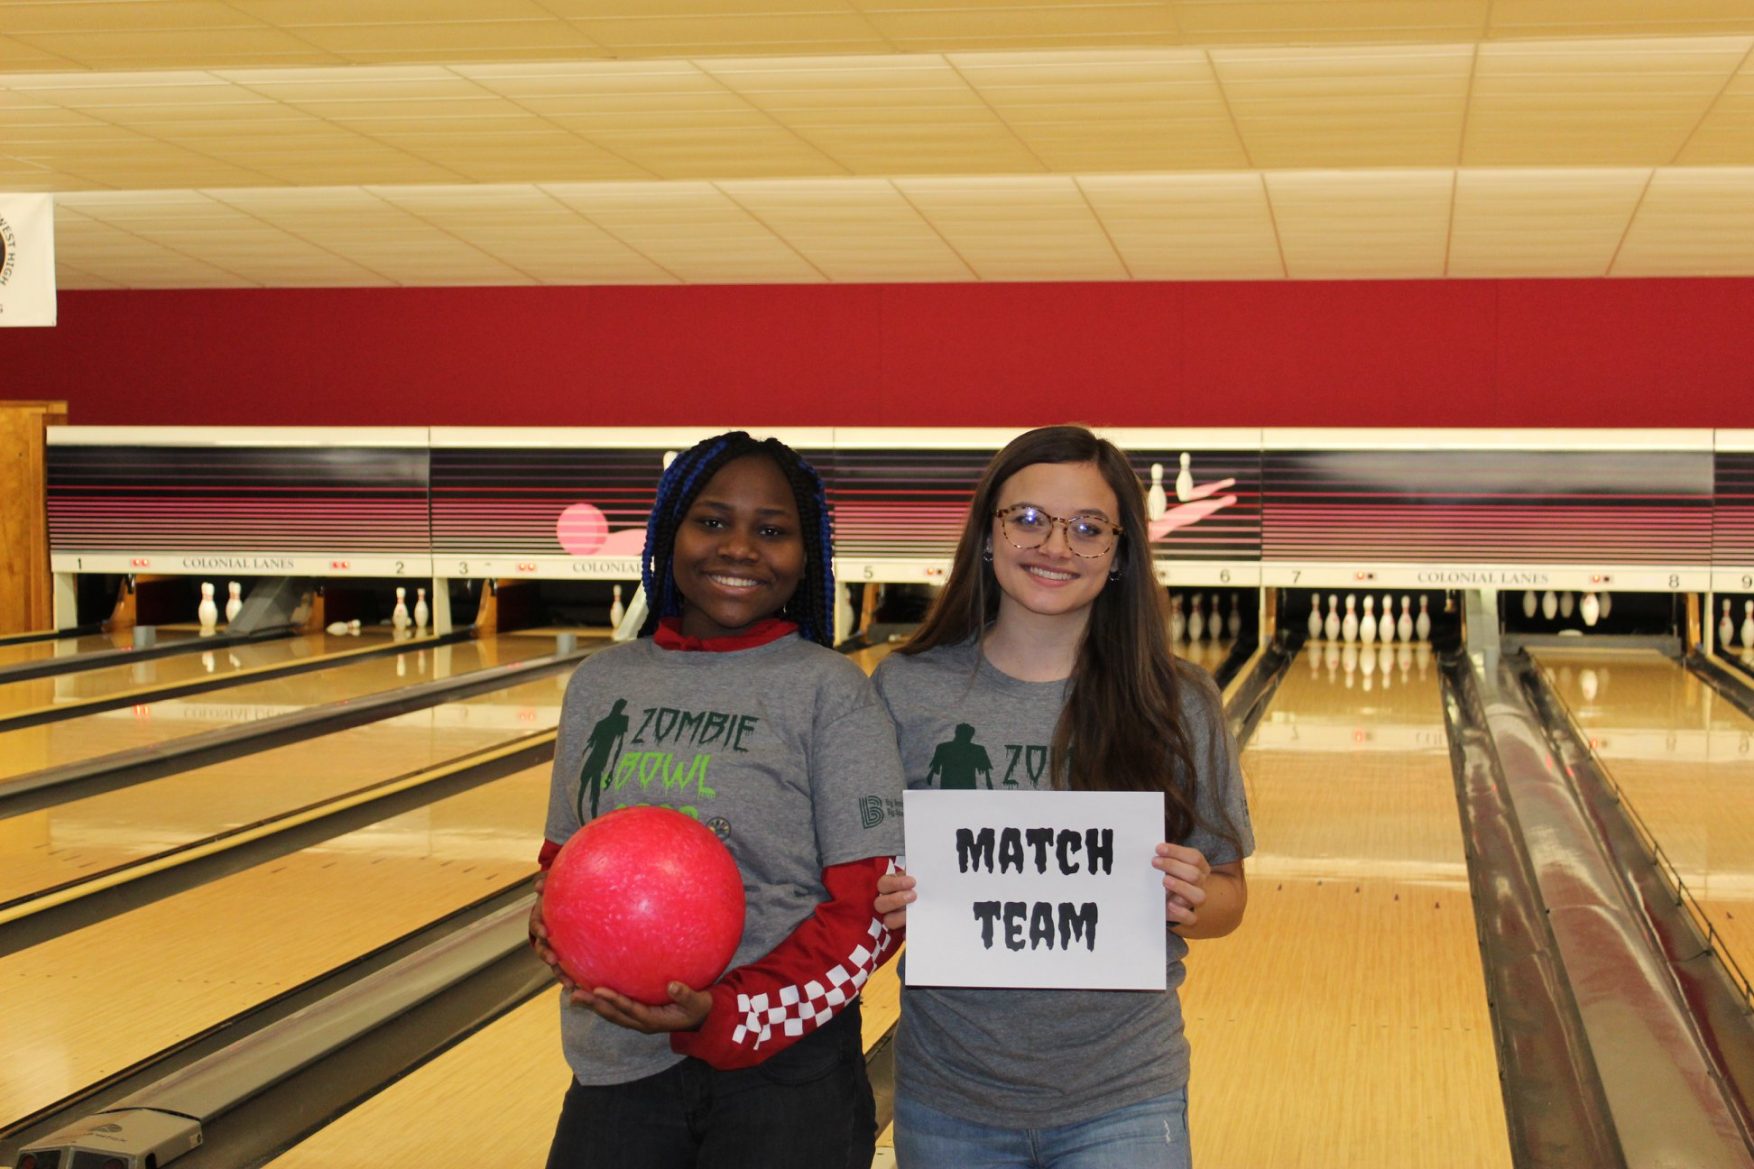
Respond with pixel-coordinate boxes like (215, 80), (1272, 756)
(538, 806), (747, 1019)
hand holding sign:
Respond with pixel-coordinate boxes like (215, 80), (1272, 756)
(875, 866), (916, 931)
(1154, 842), (1212, 929)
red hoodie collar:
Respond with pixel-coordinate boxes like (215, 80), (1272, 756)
(654, 615), (798, 652)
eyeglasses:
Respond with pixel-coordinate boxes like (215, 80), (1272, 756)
(993, 505), (1122, 558)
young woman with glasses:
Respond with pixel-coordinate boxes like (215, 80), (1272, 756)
(871, 425), (1253, 1169)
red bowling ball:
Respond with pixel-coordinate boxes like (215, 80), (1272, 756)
(543, 806), (747, 1005)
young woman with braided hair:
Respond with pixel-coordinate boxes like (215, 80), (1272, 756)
(531, 431), (906, 1169)
(872, 425), (1253, 1169)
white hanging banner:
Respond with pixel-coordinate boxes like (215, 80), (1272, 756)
(0, 194), (57, 327)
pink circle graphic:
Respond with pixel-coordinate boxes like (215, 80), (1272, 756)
(556, 502), (609, 555)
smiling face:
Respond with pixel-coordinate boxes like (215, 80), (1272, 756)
(989, 460), (1120, 624)
(671, 454), (806, 639)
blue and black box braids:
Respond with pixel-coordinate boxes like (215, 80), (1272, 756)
(637, 431), (838, 646)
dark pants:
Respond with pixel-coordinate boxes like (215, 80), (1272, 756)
(547, 1000), (875, 1169)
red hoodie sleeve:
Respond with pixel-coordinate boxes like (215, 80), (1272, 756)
(670, 855), (900, 1070)
(538, 839), (563, 870)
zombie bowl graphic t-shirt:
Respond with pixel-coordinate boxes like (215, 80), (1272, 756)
(872, 638), (1253, 1129)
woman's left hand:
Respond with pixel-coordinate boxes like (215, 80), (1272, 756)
(571, 981), (714, 1033)
(1153, 842), (1211, 929)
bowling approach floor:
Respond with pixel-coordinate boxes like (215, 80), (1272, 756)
(1533, 647), (1754, 981)
(0, 632), (557, 784)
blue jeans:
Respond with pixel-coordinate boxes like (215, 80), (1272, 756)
(893, 1087), (1191, 1169)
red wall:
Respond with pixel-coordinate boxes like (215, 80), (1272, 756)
(5, 278), (1750, 428)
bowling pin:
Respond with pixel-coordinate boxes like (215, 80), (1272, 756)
(1397, 595), (1413, 642)
(1415, 595), (1431, 642)
(326, 621), (349, 635)
(1742, 601), (1754, 650)
(1599, 591), (1612, 620)
(392, 587), (410, 629)
(348, 619), (362, 634)
(1174, 452), (1194, 504)
(225, 581), (243, 623)
(1360, 595), (1377, 645)
(610, 583), (626, 630)
(1147, 463), (1167, 521)
(1324, 594), (1341, 642)
(1306, 593), (1323, 641)
(1188, 595), (1205, 642)
(1170, 594), (1185, 643)
(1226, 594), (1242, 640)
(1580, 592), (1600, 627)
(1541, 590), (1558, 621)
(197, 582), (219, 632)
(1207, 594), (1222, 641)
(1341, 594), (1359, 643)
(414, 587), (429, 631)
(1559, 591), (1575, 620)
(1521, 590), (1537, 619)
(1721, 599), (1735, 647)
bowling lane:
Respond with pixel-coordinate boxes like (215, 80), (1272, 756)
(1176, 635), (1233, 677)
(1533, 647), (1754, 976)
(0, 759), (549, 1129)
(0, 629), (192, 673)
(1182, 641), (1512, 1168)
(0, 628), (409, 719)
(0, 670), (571, 905)
(0, 634), (560, 784)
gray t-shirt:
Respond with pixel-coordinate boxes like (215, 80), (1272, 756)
(872, 638), (1254, 1128)
(545, 633), (907, 1085)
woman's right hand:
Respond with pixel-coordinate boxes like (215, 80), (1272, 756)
(529, 872), (579, 994)
(875, 866), (916, 931)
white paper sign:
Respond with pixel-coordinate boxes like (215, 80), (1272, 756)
(902, 789), (1167, 990)
(0, 194), (57, 327)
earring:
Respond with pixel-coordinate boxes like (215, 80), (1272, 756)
(1107, 566), (1124, 582)
(982, 539), (993, 563)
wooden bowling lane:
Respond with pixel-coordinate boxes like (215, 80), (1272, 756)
(1533, 646), (1754, 981)
(0, 628), (408, 718)
(0, 634), (555, 785)
(1181, 644), (1513, 1168)
(0, 671), (568, 907)
(0, 630), (184, 673)
(0, 759), (551, 1129)
(1176, 635), (1233, 677)
(259, 958), (904, 1168)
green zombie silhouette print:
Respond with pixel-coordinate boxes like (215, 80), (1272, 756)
(928, 723), (994, 790)
(578, 697), (630, 821)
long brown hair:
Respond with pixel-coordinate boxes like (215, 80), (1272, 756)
(904, 426), (1241, 851)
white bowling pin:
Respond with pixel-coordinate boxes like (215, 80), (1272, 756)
(225, 581), (243, 623)
(1415, 595), (1432, 641)
(326, 621), (349, 636)
(1599, 591), (1612, 620)
(414, 587), (430, 631)
(610, 583), (626, 630)
(1188, 595), (1205, 642)
(1559, 591), (1575, 620)
(1341, 594), (1359, 643)
(1521, 590), (1537, 619)
(1580, 592), (1600, 627)
(1397, 595), (1413, 642)
(1360, 595), (1377, 645)
(1324, 594), (1341, 642)
(1541, 590), (1558, 621)
(1742, 601), (1754, 650)
(392, 586), (411, 629)
(347, 619), (362, 633)
(1380, 595), (1395, 642)
(1207, 594), (1222, 640)
(662, 450), (679, 471)
(1147, 463), (1168, 521)
(1226, 594), (1242, 640)
(1721, 599), (1735, 646)
(1307, 594), (1323, 641)
(1174, 452), (1194, 503)
(1170, 594), (1186, 643)
(197, 582), (219, 631)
